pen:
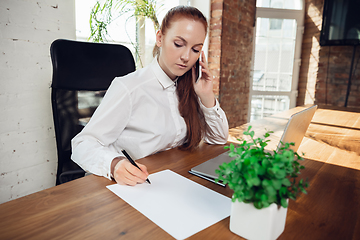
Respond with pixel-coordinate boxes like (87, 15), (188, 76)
(121, 149), (151, 184)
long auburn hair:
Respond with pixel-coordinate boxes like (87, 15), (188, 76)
(153, 6), (212, 150)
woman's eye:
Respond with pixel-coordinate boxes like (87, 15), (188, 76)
(174, 42), (182, 47)
(192, 48), (200, 53)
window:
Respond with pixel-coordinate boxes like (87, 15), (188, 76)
(257, 0), (303, 10)
(75, 0), (136, 48)
(75, 0), (182, 67)
(249, 0), (304, 121)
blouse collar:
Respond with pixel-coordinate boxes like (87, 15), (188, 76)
(150, 58), (178, 89)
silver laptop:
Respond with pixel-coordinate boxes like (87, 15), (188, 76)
(190, 105), (317, 181)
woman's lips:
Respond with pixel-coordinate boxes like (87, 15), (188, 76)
(176, 63), (187, 69)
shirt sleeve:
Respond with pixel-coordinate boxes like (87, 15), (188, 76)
(199, 98), (229, 145)
(71, 79), (129, 180)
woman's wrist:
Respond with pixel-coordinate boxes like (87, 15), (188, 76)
(199, 93), (216, 108)
(111, 156), (126, 179)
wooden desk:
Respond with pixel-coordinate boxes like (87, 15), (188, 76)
(1, 106), (359, 239)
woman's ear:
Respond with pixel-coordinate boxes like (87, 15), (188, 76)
(156, 30), (163, 47)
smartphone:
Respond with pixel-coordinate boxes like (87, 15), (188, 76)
(195, 55), (202, 83)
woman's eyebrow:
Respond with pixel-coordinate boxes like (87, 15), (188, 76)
(175, 36), (203, 47)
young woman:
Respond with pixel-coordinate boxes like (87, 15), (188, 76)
(71, 5), (229, 186)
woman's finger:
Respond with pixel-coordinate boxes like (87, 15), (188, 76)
(192, 65), (197, 84)
(124, 162), (148, 182)
(114, 160), (147, 185)
(138, 163), (149, 176)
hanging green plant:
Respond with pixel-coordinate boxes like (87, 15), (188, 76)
(89, 0), (163, 67)
(89, 0), (161, 42)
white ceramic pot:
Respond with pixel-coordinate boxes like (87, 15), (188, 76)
(229, 200), (288, 240)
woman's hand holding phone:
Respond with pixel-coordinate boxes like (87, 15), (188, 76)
(193, 51), (216, 108)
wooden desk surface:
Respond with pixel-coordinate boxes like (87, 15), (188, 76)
(1, 106), (359, 240)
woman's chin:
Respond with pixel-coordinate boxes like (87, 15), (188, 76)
(173, 69), (190, 77)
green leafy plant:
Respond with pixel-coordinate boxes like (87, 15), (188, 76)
(89, 0), (162, 67)
(90, 0), (161, 42)
(216, 126), (309, 209)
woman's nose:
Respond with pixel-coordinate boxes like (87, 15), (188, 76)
(180, 49), (190, 62)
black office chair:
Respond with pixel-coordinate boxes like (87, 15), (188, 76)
(50, 39), (136, 185)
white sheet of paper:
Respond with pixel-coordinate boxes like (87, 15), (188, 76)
(107, 169), (231, 240)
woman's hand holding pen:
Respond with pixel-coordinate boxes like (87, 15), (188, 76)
(111, 157), (149, 186)
(192, 51), (216, 108)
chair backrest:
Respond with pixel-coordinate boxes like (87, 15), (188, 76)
(50, 39), (136, 184)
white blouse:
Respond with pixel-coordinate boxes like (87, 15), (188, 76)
(71, 59), (229, 180)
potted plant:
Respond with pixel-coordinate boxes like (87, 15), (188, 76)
(216, 126), (308, 240)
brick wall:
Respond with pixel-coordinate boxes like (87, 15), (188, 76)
(298, 0), (360, 108)
(209, 0), (255, 128)
(0, 0), (75, 203)
(208, 0), (222, 100)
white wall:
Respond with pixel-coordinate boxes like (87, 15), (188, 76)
(0, 0), (75, 203)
